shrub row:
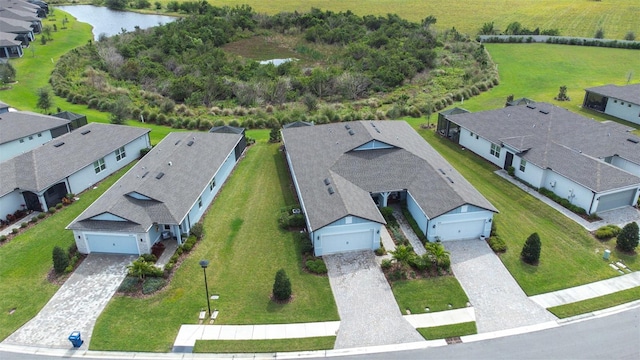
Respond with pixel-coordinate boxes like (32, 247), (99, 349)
(479, 35), (640, 50)
(539, 187), (587, 215)
(401, 206), (428, 244)
(164, 235), (199, 273)
(488, 236), (507, 253)
(594, 224), (622, 240)
(305, 259), (328, 274)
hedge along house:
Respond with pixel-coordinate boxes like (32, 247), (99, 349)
(0, 111), (71, 163)
(282, 120), (498, 257)
(67, 130), (245, 255)
(583, 83), (640, 126)
(439, 102), (640, 215)
(0, 123), (150, 217)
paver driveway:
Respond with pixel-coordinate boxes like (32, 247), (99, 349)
(445, 240), (556, 333)
(3, 254), (135, 349)
(324, 251), (424, 349)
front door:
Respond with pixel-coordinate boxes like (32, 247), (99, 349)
(504, 152), (514, 170)
(22, 191), (42, 212)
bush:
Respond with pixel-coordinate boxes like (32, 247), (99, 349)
(142, 277), (167, 294)
(488, 236), (507, 253)
(374, 246), (386, 256)
(0, 235), (7, 242)
(20, 222), (28, 228)
(141, 253), (158, 263)
(118, 276), (139, 293)
(616, 222), (639, 252)
(272, 268), (292, 301)
(68, 242), (78, 255)
(12, 228), (18, 234)
(52, 246), (69, 274)
(380, 207), (397, 227)
(38, 212), (46, 219)
(30, 217), (38, 224)
(521, 232), (541, 265)
(298, 234), (314, 255)
(381, 259), (393, 269)
(306, 259), (328, 274)
(181, 235), (197, 252)
(594, 224), (621, 239)
(507, 166), (515, 177)
(190, 223), (204, 238)
(48, 207), (56, 214)
(140, 147), (152, 157)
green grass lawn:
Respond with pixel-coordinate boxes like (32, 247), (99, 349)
(417, 322), (477, 340)
(0, 163), (134, 342)
(391, 277), (469, 314)
(193, 337), (336, 353)
(89, 141), (338, 352)
(548, 287), (640, 318)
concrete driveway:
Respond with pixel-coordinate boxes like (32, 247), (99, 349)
(324, 251), (424, 349)
(3, 254), (135, 349)
(445, 240), (556, 333)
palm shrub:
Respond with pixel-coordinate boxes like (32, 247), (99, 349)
(521, 232), (541, 265)
(616, 222), (639, 252)
(52, 246), (69, 274)
(272, 268), (292, 301)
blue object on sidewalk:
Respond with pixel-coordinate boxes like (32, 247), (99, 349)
(68, 331), (83, 348)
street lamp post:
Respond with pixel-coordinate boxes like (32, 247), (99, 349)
(199, 260), (211, 317)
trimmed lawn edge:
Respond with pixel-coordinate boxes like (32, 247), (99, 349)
(417, 322), (477, 340)
(193, 336), (336, 353)
(547, 287), (640, 318)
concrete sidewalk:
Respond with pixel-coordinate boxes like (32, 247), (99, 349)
(530, 271), (640, 308)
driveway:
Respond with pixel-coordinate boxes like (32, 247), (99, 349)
(2, 254), (134, 349)
(445, 240), (556, 333)
(324, 251), (424, 349)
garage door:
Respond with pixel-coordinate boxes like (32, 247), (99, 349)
(436, 219), (486, 241)
(596, 189), (636, 213)
(320, 230), (374, 255)
(86, 233), (139, 255)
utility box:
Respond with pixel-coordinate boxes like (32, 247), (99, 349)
(603, 249), (611, 260)
(68, 331), (83, 348)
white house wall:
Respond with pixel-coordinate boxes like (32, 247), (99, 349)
(311, 219), (381, 256)
(73, 230), (151, 255)
(458, 128), (504, 168)
(427, 210), (493, 241)
(541, 171), (594, 212)
(406, 192), (428, 236)
(0, 131), (53, 163)
(610, 156), (640, 177)
(0, 190), (24, 217)
(605, 99), (640, 125)
(514, 157), (545, 188)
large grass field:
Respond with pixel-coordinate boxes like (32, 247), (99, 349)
(0, 163), (134, 341)
(157, 0), (640, 39)
(89, 141), (338, 352)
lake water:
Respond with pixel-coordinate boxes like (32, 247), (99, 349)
(56, 5), (177, 40)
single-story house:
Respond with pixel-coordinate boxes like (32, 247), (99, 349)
(0, 31), (22, 58)
(0, 17), (34, 45)
(583, 83), (640, 125)
(0, 0), (47, 18)
(53, 110), (88, 130)
(0, 110), (71, 162)
(0, 7), (42, 33)
(282, 120), (498, 256)
(0, 123), (150, 217)
(439, 102), (640, 215)
(67, 130), (245, 255)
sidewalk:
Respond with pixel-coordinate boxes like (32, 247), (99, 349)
(0, 211), (41, 237)
(530, 271), (640, 308)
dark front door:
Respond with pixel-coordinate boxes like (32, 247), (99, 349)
(22, 191), (42, 212)
(43, 182), (68, 210)
(504, 152), (514, 170)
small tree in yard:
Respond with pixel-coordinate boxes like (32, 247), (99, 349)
(521, 232), (541, 265)
(272, 268), (291, 301)
(269, 127), (281, 143)
(37, 87), (52, 113)
(555, 86), (570, 101)
(52, 246), (69, 274)
(616, 222), (639, 253)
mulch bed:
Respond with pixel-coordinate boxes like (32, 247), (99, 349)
(47, 253), (87, 285)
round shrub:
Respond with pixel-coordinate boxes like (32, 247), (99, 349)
(56, 203), (63, 209)
(306, 259), (327, 274)
(488, 236), (507, 253)
(20, 222), (28, 228)
(148, 112), (158, 123)
(141, 253), (158, 263)
(142, 278), (167, 294)
(88, 98), (100, 109)
(12, 228), (19, 234)
(118, 276), (139, 293)
(38, 212), (46, 219)
(595, 225), (621, 239)
(30, 217), (38, 224)
(381, 259), (393, 269)
(0, 235), (7, 242)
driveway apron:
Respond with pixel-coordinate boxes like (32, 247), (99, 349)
(445, 240), (556, 333)
(324, 251), (424, 349)
(3, 254), (135, 349)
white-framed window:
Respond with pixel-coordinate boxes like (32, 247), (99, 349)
(490, 143), (500, 158)
(28, 136), (33, 140)
(19, 138), (24, 143)
(519, 159), (527, 172)
(209, 178), (216, 191)
(470, 132), (474, 137)
(198, 197), (203, 208)
(345, 216), (352, 224)
(94, 158), (106, 174)
(115, 146), (126, 161)
(164, 224), (171, 230)
(37, 133), (42, 137)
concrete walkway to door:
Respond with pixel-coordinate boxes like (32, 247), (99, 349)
(445, 240), (557, 333)
(324, 251), (425, 349)
(2, 254), (135, 349)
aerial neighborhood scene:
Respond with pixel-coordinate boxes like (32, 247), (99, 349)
(1, 0), (639, 357)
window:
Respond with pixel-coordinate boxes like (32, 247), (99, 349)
(198, 197), (203, 208)
(470, 132), (474, 137)
(164, 224), (171, 230)
(621, 102), (625, 105)
(614, 100), (618, 103)
(209, 178), (216, 191)
(93, 158), (106, 174)
(37, 133), (42, 137)
(519, 159), (527, 172)
(19, 139), (24, 143)
(115, 146), (126, 161)
(490, 143), (500, 158)
(28, 136), (33, 140)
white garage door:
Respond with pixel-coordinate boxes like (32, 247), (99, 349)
(320, 230), (374, 255)
(596, 189), (636, 213)
(436, 219), (486, 241)
(86, 233), (139, 254)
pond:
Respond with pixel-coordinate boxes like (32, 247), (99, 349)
(55, 5), (177, 40)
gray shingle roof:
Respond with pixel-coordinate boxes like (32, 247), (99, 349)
(585, 83), (640, 106)
(0, 31), (20, 46)
(0, 17), (32, 32)
(0, 111), (70, 145)
(446, 103), (640, 192)
(0, 123), (150, 196)
(282, 121), (497, 231)
(67, 131), (243, 233)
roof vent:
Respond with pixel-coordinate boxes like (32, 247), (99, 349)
(81, 130), (91, 135)
(155, 172), (165, 179)
(187, 140), (194, 146)
(627, 138), (639, 144)
(371, 123), (376, 128)
(175, 140), (181, 145)
(142, 171), (149, 178)
(375, 128), (380, 133)
(324, 178), (331, 185)
(539, 110), (550, 114)
(345, 124), (351, 130)
(526, 105), (536, 109)
(446, 176), (454, 184)
(168, 161), (172, 166)
(438, 168), (446, 175)
(327, 186), (335, 195)
(348, 129), (355, 136)
(53, 142), (64, 147)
